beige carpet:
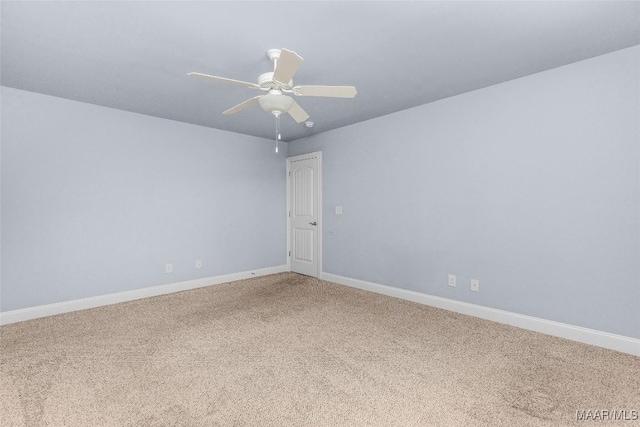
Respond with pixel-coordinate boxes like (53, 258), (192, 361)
(1, 273), (638, 426)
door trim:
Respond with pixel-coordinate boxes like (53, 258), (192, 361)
(286, 151), (322, 278)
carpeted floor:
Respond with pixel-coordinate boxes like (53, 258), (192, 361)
(1, 272), (638, 426)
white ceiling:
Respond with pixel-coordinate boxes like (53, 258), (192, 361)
(2, 1), (639, 142)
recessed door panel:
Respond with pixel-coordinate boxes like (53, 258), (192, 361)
(293, 228), (314, 263)
(293, 167), (314, 217)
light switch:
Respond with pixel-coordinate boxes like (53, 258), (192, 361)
(335, 206), (343, 215)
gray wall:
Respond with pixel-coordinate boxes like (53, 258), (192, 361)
(289, 46), (640, 339)
(1, 87), (286, 312)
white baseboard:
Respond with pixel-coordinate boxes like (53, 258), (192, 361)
(0, 265), (288, 325)
(322, 272), (640, 357)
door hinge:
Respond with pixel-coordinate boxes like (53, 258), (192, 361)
(288, 211), (290, 217)
(288, 251), (291, 257)
(288, 171), (291, 177)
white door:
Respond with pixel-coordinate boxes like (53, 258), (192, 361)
(287, 152), (322, 277)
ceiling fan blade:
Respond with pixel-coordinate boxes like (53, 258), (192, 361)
(273, 49), (303, 85)
(293, 85), (357, 98)
(188, 72), (261, 90)
(223, 96), (262, 115)
(287, 99), (310, 123)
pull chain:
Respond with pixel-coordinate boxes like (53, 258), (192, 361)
(275, 113), (281, 153)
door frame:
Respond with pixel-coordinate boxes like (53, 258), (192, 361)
(286, 151), (323, 278)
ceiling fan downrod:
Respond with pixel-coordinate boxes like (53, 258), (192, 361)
(267, 49), (281, 73)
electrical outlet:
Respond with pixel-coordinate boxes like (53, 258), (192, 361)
(471, 279), (479, 292)
(165, 263), (173, 274)
(195, 259), (202, 269)
(448, 274), (456, 287)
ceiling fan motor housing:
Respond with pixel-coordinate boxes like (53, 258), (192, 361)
(258, 72), (292, 90)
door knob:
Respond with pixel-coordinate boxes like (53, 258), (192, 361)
(309, 221), (317, 226)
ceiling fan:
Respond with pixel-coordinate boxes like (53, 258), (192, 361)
(188, 48), (357, 125)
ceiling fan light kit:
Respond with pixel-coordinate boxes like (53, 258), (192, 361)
(189, 48), (357, 151)
(257, 90), (294, 115)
